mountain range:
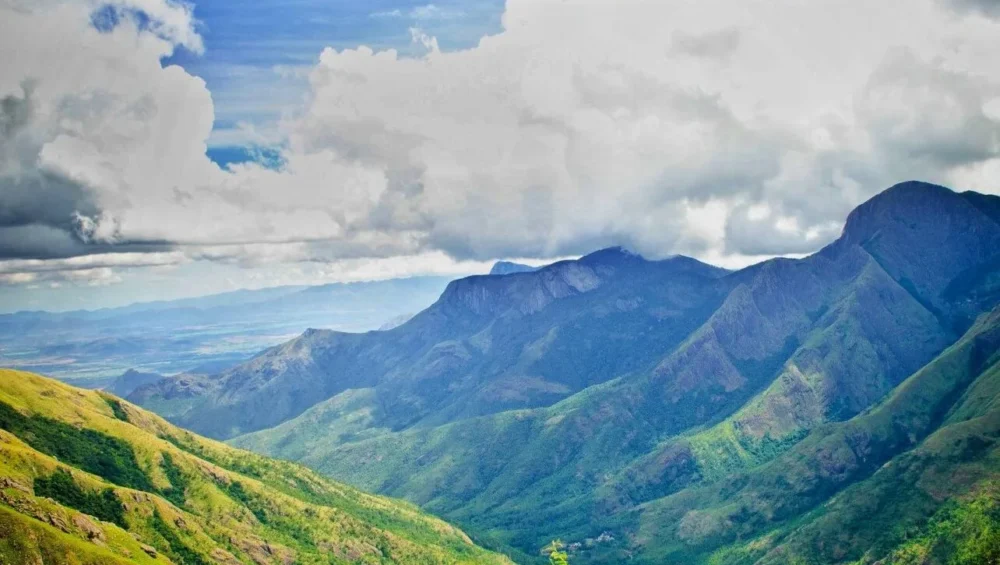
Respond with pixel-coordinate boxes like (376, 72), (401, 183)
(126, 181), (1000, 563)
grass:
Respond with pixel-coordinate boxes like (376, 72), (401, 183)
(33, 468), (128, 528)
(0, 368), (515, 565)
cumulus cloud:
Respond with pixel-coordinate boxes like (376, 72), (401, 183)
(859, 48), (1000, 171)
(3, 0), (1000, 290)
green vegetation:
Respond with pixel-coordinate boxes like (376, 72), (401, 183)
(0, 398), (154, 491)
(545, 540), (569, 565)
(159, 452), (189, 508)
(104, 397), (130, 422)
(233, 239), (1000, 563)
(0, 369), (515, 565)
(882, 487), (1000, 564)
(224, 480), (269, 524)
(150, 510), (209, 565)
(33, 469), (127, 528)
(0, 505), (137, 565)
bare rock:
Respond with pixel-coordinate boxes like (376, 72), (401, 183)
(72, 513), (106, 545)
(209, 548), (243, 565)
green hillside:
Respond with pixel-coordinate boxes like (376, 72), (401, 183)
(0, 369), (514, 565)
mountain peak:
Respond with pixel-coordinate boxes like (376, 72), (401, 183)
(578, 246), (645, 266)
(489, 261), (537, 276)
(840, 181), (977, 245)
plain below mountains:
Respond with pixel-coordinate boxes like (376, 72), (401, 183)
(0, 369), (514, 565)
(134, 181), (1000, 563)
(0, 276), (454, 385)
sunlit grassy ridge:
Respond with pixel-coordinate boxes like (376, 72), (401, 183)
(0, 369), (515, 565)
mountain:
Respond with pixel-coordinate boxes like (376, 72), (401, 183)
(0, 369), (513, 565)
(105, 369), (165, 398)
(488, 262), (537, 276)
(378, 313), (416, 331)
(139, 247), (730, 438)
(140, 181), (1000, 563)
(0, 276), (454, 384)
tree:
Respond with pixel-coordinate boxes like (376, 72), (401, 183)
(545, 540), (569, 565)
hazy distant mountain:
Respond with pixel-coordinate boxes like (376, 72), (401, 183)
(0, 369), (512, 565)
(137, 181), (1000, 563)
(378, 312), (415, 331)
(488, 261), (538, 275)
(0, 276), (454, 383)
(104, 368), (165, 397)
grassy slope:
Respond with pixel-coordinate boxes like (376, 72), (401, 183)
(0, 369), (514, 565)
(630, 307), (1000, 564)
(608, 254), (953, 506)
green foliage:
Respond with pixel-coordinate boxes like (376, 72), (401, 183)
(0, 400), (153, 491)
(0, 505), (134, 565)
(104, 397), (129, 422)
(33, 469), (127, 528)
(150, 510), (210, 565)
(545, 540), (569, 565)
(876, 487), (1000, 564)
(224, 480), (269, 524)
(159, 452), (189, 508)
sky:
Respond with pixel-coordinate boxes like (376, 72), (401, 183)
(2, 0), (1000, 312)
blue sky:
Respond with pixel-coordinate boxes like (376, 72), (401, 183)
(164, 0), (504, 167)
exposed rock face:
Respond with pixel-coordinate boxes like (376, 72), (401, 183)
(71, 514), (105, 545)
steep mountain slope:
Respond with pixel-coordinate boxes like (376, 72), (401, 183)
(141, 250), (730, 439)
(631, 305), (1000, 564)
(224, 182), (1000, 562)
(0, 369), (514, 565)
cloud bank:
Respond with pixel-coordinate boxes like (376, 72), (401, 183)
(2, 0), (1000, 288)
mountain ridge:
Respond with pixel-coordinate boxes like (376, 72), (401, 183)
(134, 180), (1000, 563)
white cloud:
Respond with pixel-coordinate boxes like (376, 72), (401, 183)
(0, 251), (185, 286)
(4, 0), (1000, 294)
(371, 4), (465, 21)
